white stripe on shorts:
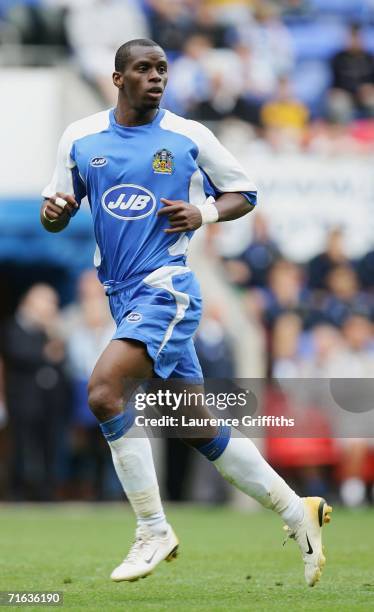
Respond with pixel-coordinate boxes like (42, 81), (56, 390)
(143, 266), (191, 357)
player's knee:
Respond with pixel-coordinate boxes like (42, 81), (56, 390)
(88, 382), (122, 420)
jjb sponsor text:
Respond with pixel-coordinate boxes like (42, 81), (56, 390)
(101, 184), (156, 220)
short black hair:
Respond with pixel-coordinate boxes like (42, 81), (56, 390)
(115, 38), (162, 72)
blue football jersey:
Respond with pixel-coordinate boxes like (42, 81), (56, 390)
(43, 108), (257, 291)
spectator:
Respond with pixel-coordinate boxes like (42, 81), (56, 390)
(271, 311), (303, 377)
(165, 34), (212, 116)
(242, 259), (307, 373)
(61, 268), (109, 335)
(335, 316), (374, 507)
(0, 284), (71, 501)
(64, 272), (114, 415)
(278, 318), (374, 506)
(193, 2), (230, 48)
(63, 270), (114, 500)
(338, 440), (371, 507)
(222, 213), (281, 289)
(167, 33), (243, 119)
(328, 23), (374, 122)
(5, 0), (66, 48)
(65, 0), (149, 104)
(165, 305), (235, 503)
(341, 313), (374, 375)
(195, 305), (235, 379)
(307, 119), (365, 156)
(319, 264), (372, 327)
(260, 259), (307, 329)
(260, 76), (309, 132)
(145, 0), (195, 52)
(279, 0), (313, 19)
(234, 1), (294, 82)
(202, 0), (254, 27)
(231, 42), (279, 123)
(357, 249), (374, 289)
(298, 324), (346, 377)
(297, 317), (373, 379)
(307, 228), (350, 290)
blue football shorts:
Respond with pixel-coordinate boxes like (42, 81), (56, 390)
(107, 265), (203, 380)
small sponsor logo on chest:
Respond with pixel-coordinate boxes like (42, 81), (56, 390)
(126, 312), (142, 323)
(90, 156), (107, 167)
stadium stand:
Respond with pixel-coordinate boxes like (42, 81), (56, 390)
(0, 0), (373, 506)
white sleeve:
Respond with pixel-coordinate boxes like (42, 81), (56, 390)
(42, 126), (76, 199)
(193, 121), (257, 194)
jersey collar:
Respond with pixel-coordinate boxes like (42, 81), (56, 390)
(109, 108), (165, 135)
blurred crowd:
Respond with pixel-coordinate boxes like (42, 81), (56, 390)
(1, 0), (374, 154)
(221, 223), (373, 377)
(0, 275), (113, 502)
(0, 230), (373, 506)
(217, 220), (374, 507)
(0, 273), (237, 504)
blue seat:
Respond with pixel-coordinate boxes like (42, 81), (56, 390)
(309, 0), (370, 22)
(362, 26), (374, 54)
(292, 60), (331, 116)
(0, 198), (95, 269)
(288, 21), (347, 61)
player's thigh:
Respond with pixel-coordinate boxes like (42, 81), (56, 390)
(88, 339), (154, 415)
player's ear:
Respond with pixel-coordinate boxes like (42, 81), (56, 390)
(113, 71), (124, 90)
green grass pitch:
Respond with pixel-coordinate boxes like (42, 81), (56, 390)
(0, 505), (373, 611)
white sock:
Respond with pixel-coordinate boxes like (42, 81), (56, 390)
(340, 477), (366, 507)
(108, 426), (168, 535)
(213, 434), (304, 528)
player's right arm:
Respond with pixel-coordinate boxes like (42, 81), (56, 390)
(41, 193), (78, 233)
(41, 123), (85, 233)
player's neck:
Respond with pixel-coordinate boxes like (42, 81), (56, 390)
(114, 105), (159, 127)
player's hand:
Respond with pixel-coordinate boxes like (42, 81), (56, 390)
(43, 192), (78, 221)
(158, 198), (202, 234)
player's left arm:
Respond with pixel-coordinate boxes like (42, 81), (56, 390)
(158, 192), (253, 234)
(158, 122), (257, 234)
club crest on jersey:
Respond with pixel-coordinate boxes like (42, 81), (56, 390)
(152, 149), (174, 175)
(90, 156), (107, 167)
(101, 184), (156, 220)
